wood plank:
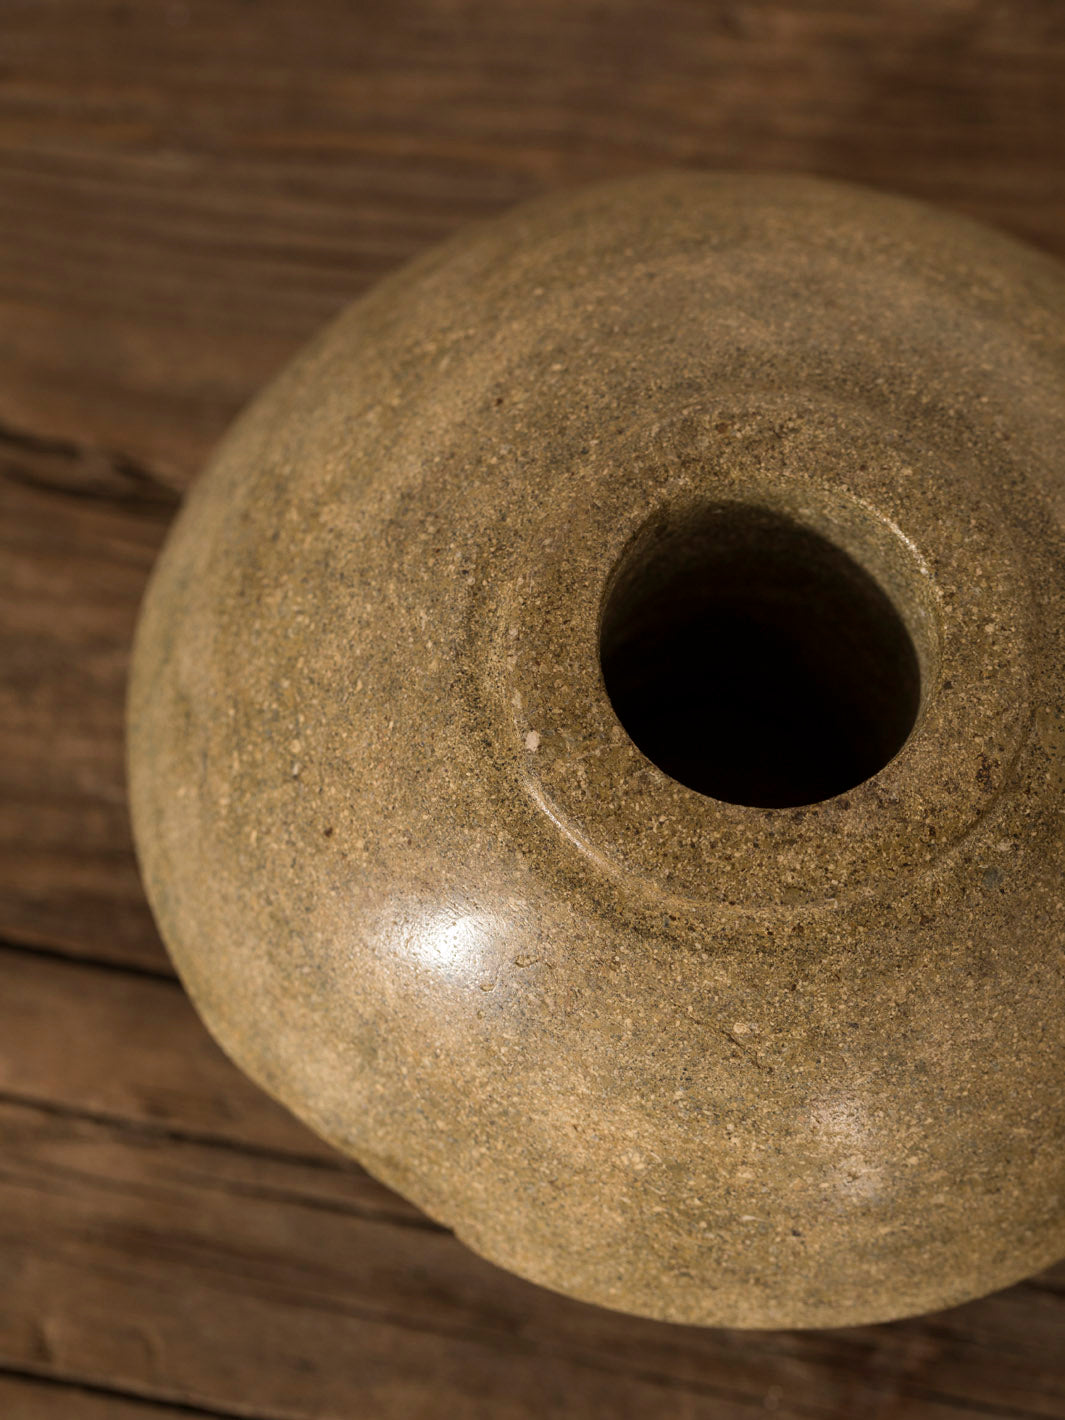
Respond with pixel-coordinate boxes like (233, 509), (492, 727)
(3, 0), (1065, 975)
(0, 952), (1063, 1420)
(0, 466), (173, 972)
(0, 943), (345, 1167)
(0, 1111), (742, 1420)
(1, 1), (1064, 487)
(3, 3), (1065, 1415)
(0, 1370), (231, 1419)
(0, 1097), (1062, 1420)
(0, 940), (437, 1228)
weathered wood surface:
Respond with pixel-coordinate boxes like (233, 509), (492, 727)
(3, 1092), (1064, 1420)
(0, 1374), (188, 1420)
(2, 2), (1064, 1415)
(2, 945), (1065, 1419)
(0, 473), (173, 973)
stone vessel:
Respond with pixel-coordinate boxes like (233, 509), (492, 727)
(128, 172), (1065, 1328)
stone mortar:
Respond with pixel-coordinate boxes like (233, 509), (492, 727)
(128, 172), (1065, 1328)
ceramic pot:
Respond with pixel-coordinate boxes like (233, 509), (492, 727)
(128, 172), (1065, 1328)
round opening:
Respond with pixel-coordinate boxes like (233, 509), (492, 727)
(599, 503), (922, 808)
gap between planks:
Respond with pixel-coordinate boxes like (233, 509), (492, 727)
(0, 1364), (268, 1420)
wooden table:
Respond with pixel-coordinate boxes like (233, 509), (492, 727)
(2, 4), (1064, 1415)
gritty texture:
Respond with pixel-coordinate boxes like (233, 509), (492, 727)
(127, 172), (1065, 1329)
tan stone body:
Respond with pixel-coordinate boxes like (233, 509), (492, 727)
(128, 174), (1065, 1327)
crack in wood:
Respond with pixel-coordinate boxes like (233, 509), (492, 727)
(0, 1362), (282, 1419)
(0, 936), (178, 985)
(0, 417), (181, 514)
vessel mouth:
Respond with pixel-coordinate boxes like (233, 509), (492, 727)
(598, 501), (922, 809)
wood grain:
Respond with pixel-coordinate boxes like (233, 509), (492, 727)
(2, 1095), (1064, 1420)
(4, 0), (1065, 975)
(0, 944), (335, 1162)
(0, 1372), (215, 1420)
(0, 468), (173, 971)
(2, 1), (1065, 1416)
(2, 1), (1064, 488)
(2, 944), (1065, 1419)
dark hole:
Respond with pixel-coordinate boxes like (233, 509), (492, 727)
(599, 503), (921, 808)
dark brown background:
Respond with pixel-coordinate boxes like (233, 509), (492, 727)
(2, 3), (1064, 1416)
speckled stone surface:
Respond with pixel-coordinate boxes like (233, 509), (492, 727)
(128, 172), (1065, 1329)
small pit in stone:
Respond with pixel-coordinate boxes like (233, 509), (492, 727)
(598, 502), (921, 808)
